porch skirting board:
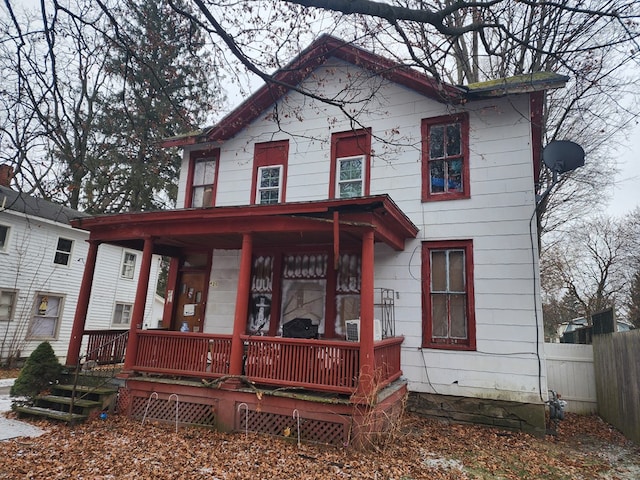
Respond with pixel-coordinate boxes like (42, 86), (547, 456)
(406, 392), (546, 436)
(118, 376), (408, 448)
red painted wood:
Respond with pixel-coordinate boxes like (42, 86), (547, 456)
(85, 329), (128, 364)
(66, 240), (99, 366)
(230, 234), (253, 376)
(355, 230), (376, 401)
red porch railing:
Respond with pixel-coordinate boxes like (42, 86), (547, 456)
(124, 330), (403, 395)
(85, 329), (129, 364)
(133, 330), (233, 379)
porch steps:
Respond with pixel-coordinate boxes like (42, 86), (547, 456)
(14, 382), (118, 425)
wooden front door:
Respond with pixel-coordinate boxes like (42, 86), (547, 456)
(174, 271), (208, 332)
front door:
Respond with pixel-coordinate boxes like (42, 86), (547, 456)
(174, 271), (208, 332)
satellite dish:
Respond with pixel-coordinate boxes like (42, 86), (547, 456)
(542, 140), (585, 174)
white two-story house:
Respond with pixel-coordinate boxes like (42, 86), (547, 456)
(65, 35), (567, 444)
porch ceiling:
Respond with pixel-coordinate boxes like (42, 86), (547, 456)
(71, 195), (419, 253)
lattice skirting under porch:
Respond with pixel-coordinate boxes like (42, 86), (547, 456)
(129, 393), (218, 427)
(236, 407), (350, 447)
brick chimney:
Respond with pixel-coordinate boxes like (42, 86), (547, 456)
(0, 164), (13, 187)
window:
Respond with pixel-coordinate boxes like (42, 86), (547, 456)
(0, 289), (17, 321)
(27, 294), (63, 339)
(53, 237), (73, 265)
(422, 240), (475, 350)
(113, 303), (133, 325)
(121, 252), (137, 279)
(336, 156), (364, 198)
(256, 165), (283, 204)
(252, 141), (288, 205)
(0, 224), (9, 253)
(330, 129), (371, 199)
(421, 113), (470, 201)
(187, 150), (218, 208)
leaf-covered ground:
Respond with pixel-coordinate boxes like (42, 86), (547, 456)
(0, 410), (638, 480)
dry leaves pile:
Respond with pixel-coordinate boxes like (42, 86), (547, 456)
(0, 411), (638, 480)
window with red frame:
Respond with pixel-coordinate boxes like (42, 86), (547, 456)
(252, 140), (289, 205)
(188, 151), (218, 208)
(421, 113), (470, 201)
(422, 240), (475, 350)
(329, 129), (371, 199)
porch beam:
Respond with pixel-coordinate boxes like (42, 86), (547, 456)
(123, 236), (154, 372)
(354, 229), (376, 403)
(229, 233), (253, 376)
(65, 240), (100, 366)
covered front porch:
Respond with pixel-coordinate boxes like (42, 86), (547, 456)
(68, 195), (418, 446)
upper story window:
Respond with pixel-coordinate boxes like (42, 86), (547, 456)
(421, 113), (470, 201)
(252, 140), (288, 205)
(0, 224), (9, 253)
(256, 165), (283, 205)
(330, 129), (371, 199)
(53, 237), (73, 265)
(422, 240), (476, 350)
(187, 150), (219, 208)
(121, 252), (137, 279)
(0, 289), (17, 321)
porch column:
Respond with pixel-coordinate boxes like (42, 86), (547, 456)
(65, 240), (100, 366)
(123, 237), (154, 372)
(355, 229), (376, 402)
(229, 233), (253, 376)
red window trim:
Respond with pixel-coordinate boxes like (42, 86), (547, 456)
(328, 128), (372, 199)
(185, 149), (220, 208)
(421, 113), (470, 202)
(421, 239), (476, 351)
(251, 140), (289, 205)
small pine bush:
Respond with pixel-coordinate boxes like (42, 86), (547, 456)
(10, 341), (63, 399)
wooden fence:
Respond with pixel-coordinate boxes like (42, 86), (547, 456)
(593, 330), (640, 444)
(545, 343), (597, 414)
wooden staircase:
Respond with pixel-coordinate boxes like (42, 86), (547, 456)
(14, 380), (118, 425)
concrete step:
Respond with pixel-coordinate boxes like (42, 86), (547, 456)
(14, 405), (87, 423)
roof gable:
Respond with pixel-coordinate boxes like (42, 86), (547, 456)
(162, 35), (568, 148)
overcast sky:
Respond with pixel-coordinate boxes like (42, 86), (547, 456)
(607, 122), (640, 217)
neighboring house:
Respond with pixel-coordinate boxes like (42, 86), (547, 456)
(0, 165), (161, 364)
(65, 35), (569, 442)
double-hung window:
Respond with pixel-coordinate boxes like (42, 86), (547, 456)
(0, 224), (10, 253)
(422, 240), (475, 350)
(421, 113), (470, 201)
(121, 252), (137, 279)
(28, 293), (63, 339)
(53, 237), (73, 265)
(188, 151), (218, 208)
(113, 303), (133, 326)
(256, 165), (283, 205)
(0, 289), (17, 321)
(252, 140), (288, 205)
(330, 129), (371, 199)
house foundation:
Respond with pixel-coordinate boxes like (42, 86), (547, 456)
(407, 392), (546, 436)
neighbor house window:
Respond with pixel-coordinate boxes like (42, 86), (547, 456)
(121, 252), (137, 279)
(0, 224), (9, 253)
(252, 140), (288, 205)
(421, 113), (470, 201)
(422, 240), (475, 350)
(187, 150), (219, 208)
(53, 237), (73, 265)
(0, 289), (17, 321)
(256, 165), (283, 204)
(27, 293), (63, 339)
(113, 303), (133, 325)
(330, 129), (371, 199)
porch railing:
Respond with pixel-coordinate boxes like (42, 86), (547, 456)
(85, 329), (129, 364)
(134, 330), (233, 379)
(128, 330), (403, 395)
